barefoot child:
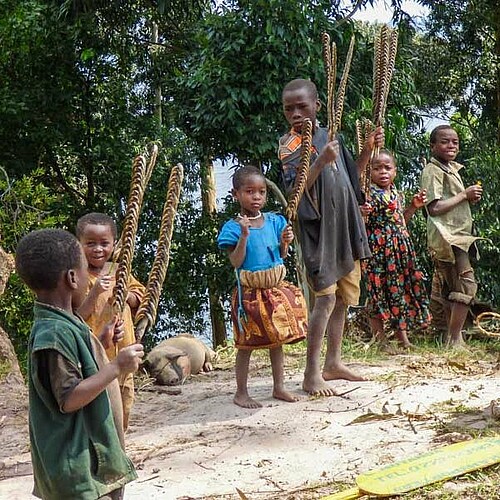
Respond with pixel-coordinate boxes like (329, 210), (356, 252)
(76, 213), (146, 430)
(420, 125), (483, 347)
(16, 228), (143, 499)
(362, 149), (432, 348)
(278, 78), (383, 396)
(217, 166), (307, 408)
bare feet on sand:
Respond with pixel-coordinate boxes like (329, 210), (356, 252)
(302, 374), (338, 397)
(273, 389), (300, 403)
(322, 364), (365, 382)
(234, 394), (262, 409)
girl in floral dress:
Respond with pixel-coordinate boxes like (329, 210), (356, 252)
(362, 150), (431, 348)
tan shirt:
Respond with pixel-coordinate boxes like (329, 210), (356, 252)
(85, 272), (145, 361)
(421, 157), (481, 263)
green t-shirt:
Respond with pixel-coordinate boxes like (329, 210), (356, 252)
(28, 303), (137, 499)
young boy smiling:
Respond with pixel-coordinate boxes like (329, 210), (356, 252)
(421, 125), (483, 347)
(76, 212), (146, 430)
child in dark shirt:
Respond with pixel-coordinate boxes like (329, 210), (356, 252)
(279, 78), (383, 396)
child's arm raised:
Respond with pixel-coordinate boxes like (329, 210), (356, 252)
(356, 126), (385, 175)
(306, 138), (339, 189)
(427, 183), (482, 217)
(404, 189), (427, 224)
(77, 275), (113, 320)
(126, 291), (141, 312)
(227, 216), (250, 269)
(97, 315), (124, 349)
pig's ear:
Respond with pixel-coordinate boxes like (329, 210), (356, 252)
(165, 350), (188, 361)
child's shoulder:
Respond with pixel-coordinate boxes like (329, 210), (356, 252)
(217, 218), (241, 247)
(264, 212), (287, 229)
(265, 211), (286, 221)
(220, 217), (240, 230)
(31, 312), (88, 356)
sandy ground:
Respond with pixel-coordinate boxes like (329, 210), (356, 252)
(0, 351), (499, 500)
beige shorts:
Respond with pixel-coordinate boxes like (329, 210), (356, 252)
(314, 261), (361, 305)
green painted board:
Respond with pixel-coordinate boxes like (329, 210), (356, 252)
(323, 437), (500, 499)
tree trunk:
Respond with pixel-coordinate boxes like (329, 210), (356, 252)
(494, 3), (500, 145)
(0, 246), (23, 383)
(151, 22), (162, 127)
(200, 158), (227, 348)
(0, 326), (23, 383)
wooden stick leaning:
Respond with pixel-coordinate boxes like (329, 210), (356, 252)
(134, 163), (184, 343)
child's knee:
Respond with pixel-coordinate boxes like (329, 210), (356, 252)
(315, 292), (337, 310)
(448, 267), (477, 305)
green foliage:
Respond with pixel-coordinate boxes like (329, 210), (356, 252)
(415, 0), (500, 143)
(169, 0), (345, 164)
(0, 168), (67, 248)
(0, 0), (498, 357)
(0, 168), (67, 367)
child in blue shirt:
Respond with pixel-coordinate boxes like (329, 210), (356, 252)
(218, 166), (307, 408)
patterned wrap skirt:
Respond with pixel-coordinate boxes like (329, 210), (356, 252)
(231, 265), (308, 350)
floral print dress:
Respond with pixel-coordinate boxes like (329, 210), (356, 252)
(362, 183), (431, 333)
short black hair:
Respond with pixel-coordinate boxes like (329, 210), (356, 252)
(76, 212), (117, 239)
(374, 148), (396, 163)
(429, 124), (456, 145)
(15, 229), (83, 292)
(232, 165), (265, 190)
(282, 79), (318, 100)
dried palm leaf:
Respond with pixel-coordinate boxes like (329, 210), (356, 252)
(144, 143), (159, 187)
(112, 154), (148, 317)
(335, 35), (356, 132)
(285, 119), (312, 222)
(135, 163), (184, 342)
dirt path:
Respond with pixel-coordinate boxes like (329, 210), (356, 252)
(1, 352), (499, 499)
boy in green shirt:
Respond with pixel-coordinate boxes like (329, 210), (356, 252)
(15, 228), (144, 499)
(420, 125), (483, 347)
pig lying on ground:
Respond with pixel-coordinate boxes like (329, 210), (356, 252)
(143, 333), (215, 385)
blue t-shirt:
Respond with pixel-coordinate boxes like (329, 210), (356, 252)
(217, 212), (287, 271)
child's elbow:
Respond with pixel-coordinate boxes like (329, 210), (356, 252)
(61, 398), (79, 414)
(426, 200), (439, 217)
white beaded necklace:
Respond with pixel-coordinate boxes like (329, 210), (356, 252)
(237, 211), (262, 220)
